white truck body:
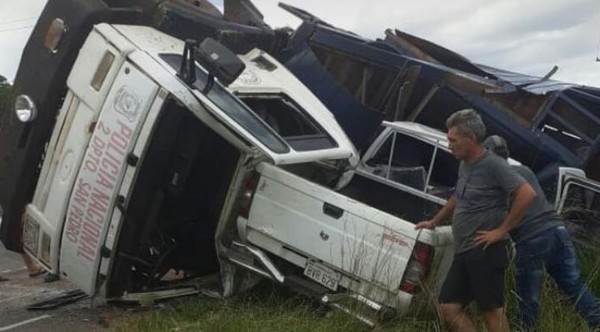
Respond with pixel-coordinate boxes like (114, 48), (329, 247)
(20, 23), (453, 325)
(239, 162), (452, 311)
(554, 167), (600, 248)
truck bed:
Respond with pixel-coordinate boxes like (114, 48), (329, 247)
(339, 172), (443, 224)
(242, 162), (439, 294)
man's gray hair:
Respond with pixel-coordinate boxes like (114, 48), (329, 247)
(446, 109), (486, 142)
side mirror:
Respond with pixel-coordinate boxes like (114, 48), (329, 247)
(195, 38), (246, 87)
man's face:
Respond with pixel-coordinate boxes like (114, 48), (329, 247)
(447, 126), (475, 160)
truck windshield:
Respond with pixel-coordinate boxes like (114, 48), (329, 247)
(159, 53), (289, 154)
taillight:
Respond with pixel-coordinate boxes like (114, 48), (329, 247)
(238, 173), (259, 219)
(399, 241), (432, 294)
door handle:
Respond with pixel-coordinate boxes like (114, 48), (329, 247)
(323, 202), (344, 219)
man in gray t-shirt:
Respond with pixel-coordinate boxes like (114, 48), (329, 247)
(452, 151), (525, 254)
(484, 135), (600, 330)
(416, 109), (535, 332)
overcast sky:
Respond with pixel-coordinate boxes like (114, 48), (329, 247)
(1, 0), (599, 87)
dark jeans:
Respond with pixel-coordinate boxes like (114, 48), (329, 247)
(515, 226), (600, 330)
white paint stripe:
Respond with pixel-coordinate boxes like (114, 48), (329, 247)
(1, 267), (26, 274)
(0, 315), (52, 331)
(0, 293), (32, 305)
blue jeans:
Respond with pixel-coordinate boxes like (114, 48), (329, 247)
(515, 226), (600, 330)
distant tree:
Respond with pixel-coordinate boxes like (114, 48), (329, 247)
(0, 74), (13, 114)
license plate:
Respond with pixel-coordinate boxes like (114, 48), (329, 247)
(304, 259), (340, 291)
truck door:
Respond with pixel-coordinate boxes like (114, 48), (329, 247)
(58, 62), (160, 294)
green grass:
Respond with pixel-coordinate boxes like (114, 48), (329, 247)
(112, 286), (376, 332)
(112, 246), (600, 332)
(111, 283), (443, 332)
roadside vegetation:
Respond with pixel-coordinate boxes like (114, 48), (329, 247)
(0, 74), (12, 112)
(111, 282), (439, 332)
(112, 244), (600, 332)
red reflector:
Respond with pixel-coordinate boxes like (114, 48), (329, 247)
(44, 18), (66, 52)
(399, 242), (433, 294)
(399, 282), (417, 293)
(414, 243), (432, 266)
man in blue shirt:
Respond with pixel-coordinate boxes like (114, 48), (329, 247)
(484, 135), (600, 330)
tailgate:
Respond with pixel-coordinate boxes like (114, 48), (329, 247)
(244, 162), (428, 291)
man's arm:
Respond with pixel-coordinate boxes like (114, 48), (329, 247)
(474, 182), (536, 247)
(415, 195), (456, 230)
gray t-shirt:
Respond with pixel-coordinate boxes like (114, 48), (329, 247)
(509, 165), (563, 243)
(452, 150), (525, 253)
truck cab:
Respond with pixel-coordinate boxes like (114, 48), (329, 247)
(360, 122), (460, 203)
(348, 121), (521, 209)
(10, 23), (453, 326)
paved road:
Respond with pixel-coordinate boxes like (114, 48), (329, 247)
(0, 242), (23, 274)
(0, 244), (124, 332)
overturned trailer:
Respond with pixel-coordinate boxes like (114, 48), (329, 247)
(276, 4), (600, 189)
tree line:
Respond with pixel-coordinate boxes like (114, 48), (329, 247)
(0, 74), (12, 113)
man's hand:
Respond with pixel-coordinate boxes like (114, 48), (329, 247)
(474, 228), (506, 249)
(415, 220), (436, 230)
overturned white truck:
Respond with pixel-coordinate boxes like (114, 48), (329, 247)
(7, 23), (453, 325)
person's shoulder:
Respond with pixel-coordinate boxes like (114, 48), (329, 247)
(512, 165), (539, 183)
(481, 151), (510, 168)
(481, 152), (525, 183)
(486, 152), (504, 163)
(512, 164), (536, 177)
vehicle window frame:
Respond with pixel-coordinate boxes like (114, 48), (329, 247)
(369, 130), (460, 195)
(236, 92), (339, 152)
(159, 53), (290, 154)
(372, 131), (436, 192)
